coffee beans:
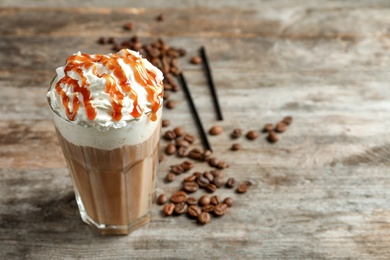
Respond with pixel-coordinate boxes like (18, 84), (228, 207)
(210, 195), (221, 205)
(236, 182), (250, 194)
(275, 122), (287, 133)
(231, 128), (242, 139)
(213, 203), (228, 216)
(262, 123), (273, 133)
(225, 177), (237, 188)
(170, 191), (187, 203)
(198, 212), (210, 224)
(162, 119), (171, 127)
(165, 100), (176, 109)
(174, 202), (188, 215)
(267, 131), (279, 143)
(246, 130), (259, 140)
(163, 203), (175, 216)
(205, 184), (217, 193)
(209, 125), (223, 135)
(165, 173), (175, 183)
(199, 195), (211, 206)
(165, 143), (176, 155)
(190, 56), (202, 65)
(186, 197), (198, 206)
(183, 181), (199, 193)
(187, 205), (201, 218)
(224, 197), (233, 207)
(157, 194), (168, 205)
(231, 143), (240, 151)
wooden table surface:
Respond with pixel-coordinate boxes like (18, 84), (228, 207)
(2, 0), (390, 259)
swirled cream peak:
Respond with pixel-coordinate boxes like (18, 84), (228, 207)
(47, 49), (164, 131)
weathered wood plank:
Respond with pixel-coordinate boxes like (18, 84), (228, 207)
(2, 1), (390, 259)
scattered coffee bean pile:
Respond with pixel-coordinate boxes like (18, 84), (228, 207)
(159, 124), (252, 224)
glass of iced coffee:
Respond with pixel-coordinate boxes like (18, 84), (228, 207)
(47, 49), (164, 235)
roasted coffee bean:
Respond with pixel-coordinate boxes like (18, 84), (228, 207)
(176, 139), (190, 148)
(163, 130), (176, 141)
(246, 130), (259, 140)
(176, 48), (186, 57)
(97, 37), (107, 44)
(173, 127), (185, 137)
(156, 13), (166, 21)
(213, 203), (228, 216)
(236, 183), (250, 194)
(157, 194), (168, 205)
(203, 172), (214, 183)
(210, 195), (221, 205)
(275, 122), (287, 133)
(188, 205), (202, 218)
(163, 203), (175, 216)
(165, 100), (176, 109)
(231, 143), (240, 151)
(177, 146), (187, 157)
(165, 173), (175, 182)
(216, 161), (229, 169)
(199, 195), (211, 206)
(193, 172), (202, 178)
(183, 134), (195, 144)
(188, 148), (203, 160)
(184, 175), (197, 182)
(186, 197), (198, 206)
(283, 116), (293, 125)
(223, 197), (233, 207)
(188, 148), (204, 160)
(210, 170), (223, 178)
(209, 125), (223, 135)
(202, 204), (215, 213)
(197, 174), (210, 188)
(213, 176), (225, 188)
(171, 165), (184, 175)
(162, 119), (171, 127)
(123, 22), (133, 31)
(231, 128), (242, 139)
(171, 191), (187, 203)
(165, 143), (176, 155)
(262, 123), (274, 133)
(225, 177), (237, 188)
(208, 157), (218, 167)
(198, 212), (211, 224)
(190, 56), (202, 64)
(183, 181), (199, 193)
(107, 37), (116, 44)
(205, 184), (217, 193)
(174, 202), (188, 215)
(180, 160), (194, 171)
(267, 131), (279, 143)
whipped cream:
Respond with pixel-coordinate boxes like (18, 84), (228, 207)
(47, 49), (164, 132)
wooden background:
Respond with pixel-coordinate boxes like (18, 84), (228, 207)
(2, 0), (390, 259)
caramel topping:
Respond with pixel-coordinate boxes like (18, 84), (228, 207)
(55, 50), (163, 122)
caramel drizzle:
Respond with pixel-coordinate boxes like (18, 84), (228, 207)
(55, 51), (163, 122)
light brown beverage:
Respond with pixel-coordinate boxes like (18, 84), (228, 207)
(54, 120), (160, 235)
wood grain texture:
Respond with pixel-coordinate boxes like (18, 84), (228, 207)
(1, 1), (390, 259)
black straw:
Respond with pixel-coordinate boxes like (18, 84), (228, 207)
(178, 73), (212, 152)
(200, 46), (223, 121)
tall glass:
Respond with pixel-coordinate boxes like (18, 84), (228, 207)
(48, 99), (161, 235)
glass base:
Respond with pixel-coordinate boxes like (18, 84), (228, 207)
(80, 210), (151, 235)
(74, 189), (151, 235)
